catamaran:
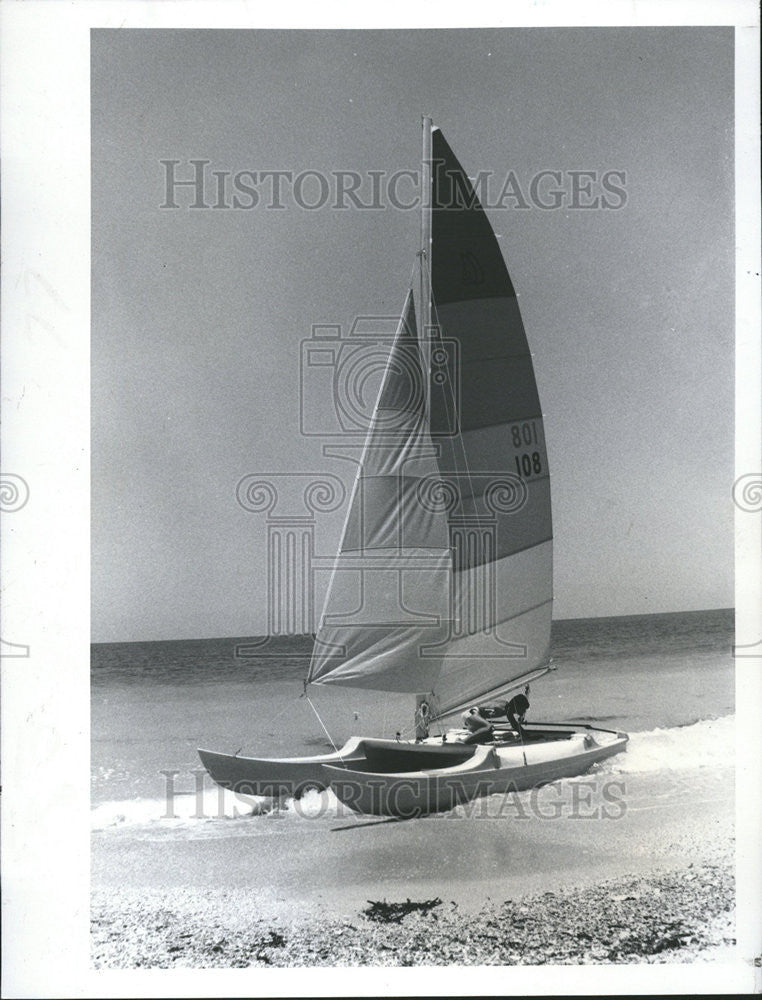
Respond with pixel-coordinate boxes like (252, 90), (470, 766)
(198, 119), (628, 817)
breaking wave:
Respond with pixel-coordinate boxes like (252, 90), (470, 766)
(90, 785), (351, 831)
(603, 714), (734, 775)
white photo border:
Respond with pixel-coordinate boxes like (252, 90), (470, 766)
(1, 1), (759, 996)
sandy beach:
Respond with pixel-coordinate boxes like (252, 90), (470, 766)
(91, 854), (734, 968)
(91, 745), (736, 969)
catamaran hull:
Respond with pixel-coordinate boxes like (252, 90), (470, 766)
(198, 725), (627, 812)
(197, 738), (366, 798)
(197, 734), (478, 798)
(323, 728), (628, 818)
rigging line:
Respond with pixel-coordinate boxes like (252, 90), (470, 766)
(255, 684), (311, 732)
(398, 720), (427, 741)
(304, 694), (345, 766)
(517, 717), (528, 767)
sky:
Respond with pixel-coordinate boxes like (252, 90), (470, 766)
(91, 27), (735, 642)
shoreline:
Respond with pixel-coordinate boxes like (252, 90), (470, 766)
(91, 854), (734, 968)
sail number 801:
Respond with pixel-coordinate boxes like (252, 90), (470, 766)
(510, 422), (542, 478)
(511, 421), (539, 448)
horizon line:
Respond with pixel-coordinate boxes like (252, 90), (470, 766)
(91, 606), (734, 646)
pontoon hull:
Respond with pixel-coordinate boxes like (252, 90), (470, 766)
(197, 738), (366, 798)
(323, 726), (628, 817)
(198, 724), (627, 811)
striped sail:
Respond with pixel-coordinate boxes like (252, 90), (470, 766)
(427, 127), (553, 717)
(309, 126), (553, 717)
(307, 290), (452, 691)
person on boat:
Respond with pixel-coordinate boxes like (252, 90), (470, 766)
(460, 706), (494, 744)
(414, 698), (431, 741)
(505, 692), (530, 736)
(478, 685), (530, 727)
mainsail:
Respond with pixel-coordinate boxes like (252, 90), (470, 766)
(308, 124), (553, 719)
(426, 127), (553, 716)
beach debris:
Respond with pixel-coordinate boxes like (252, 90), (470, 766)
(363, 897), (443, 923)
(91, 857), (734, 969)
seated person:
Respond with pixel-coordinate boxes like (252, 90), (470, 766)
(414, 698), (431, 741)
(478, 686), (530, 736)
(460, 706), (494, 744)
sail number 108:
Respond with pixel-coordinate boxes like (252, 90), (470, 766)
(515, 452), (542, 477)
(511, 421), (542, 478)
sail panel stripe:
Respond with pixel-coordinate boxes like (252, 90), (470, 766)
(449, 542), (552, 634)
(341, 474), (551, 564)
(432, 600), (553, 715)
(432, 355), (542, 433)
(341, 473), (450, 552)
(430, 297), (531, 363)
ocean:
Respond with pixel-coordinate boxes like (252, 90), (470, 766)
(91, 608), (734, 818)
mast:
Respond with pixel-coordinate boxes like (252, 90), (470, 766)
(416, 115), (435, 737)
(420, 115), (433, 357)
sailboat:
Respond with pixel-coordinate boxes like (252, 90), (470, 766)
(198, 119), (628, 817)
